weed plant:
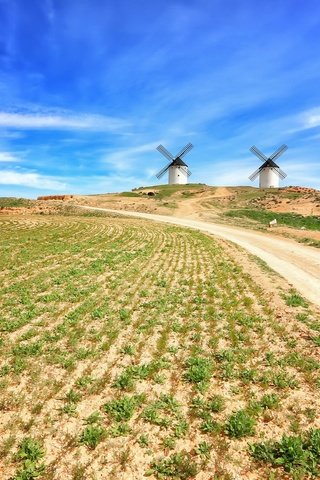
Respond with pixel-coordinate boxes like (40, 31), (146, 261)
(250, 428), (320, 478)
(225, 410), (256, 438)
(149, 451), (198, 479)
(13, 437), (45, 480)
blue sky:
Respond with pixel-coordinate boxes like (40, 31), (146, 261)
(0, 0), (320, 198)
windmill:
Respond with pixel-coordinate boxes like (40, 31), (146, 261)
(249, 144), (288, 188)
(155, 143), (193, 185)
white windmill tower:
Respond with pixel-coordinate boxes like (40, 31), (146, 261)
(249, 144), (288, 188)
(155, 143), (193, 185)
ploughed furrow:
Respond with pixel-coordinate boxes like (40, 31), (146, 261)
(0, 218), (149, 336)
(23, 227), (181, 438)
(0, 218), (162, 356)
(0, 214), (320, 480)
(0, 217), (123, 280)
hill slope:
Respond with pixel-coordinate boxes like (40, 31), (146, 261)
(71, 185), (320, 247)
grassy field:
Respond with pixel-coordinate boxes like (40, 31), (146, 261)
(133, 184), (209, 199)
(0, 197), (34, 208)
(0, 212), (320, 479)
(224, 209), (320, 231)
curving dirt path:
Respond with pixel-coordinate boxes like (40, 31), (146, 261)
(173, 186), (233, 218)
(80, 206), (320, 307)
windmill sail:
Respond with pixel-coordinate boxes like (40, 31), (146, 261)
(156, 143), (193, 184)
(156, 145), (174, 162)
(249, 145), (288, 187)
(248, 167), (261, 181)
(269, 144), (288, 162)
(156, 161), (174, 179)
(250, 145), (268, 162)
(176, 142), (193, 159)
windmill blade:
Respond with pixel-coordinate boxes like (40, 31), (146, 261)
(278, 168), (287, 179)
(269, 144), (288, 162)
(249, 167), (261, 181)
(156, 161), (173, 179)
(270, 168), (287, 180)
(273, 167), (287, 179)
(250, 145), (268, 162)
(176, 142), (194, 159)
(187, 169), (192, 177)
(156, 144), (174, 162)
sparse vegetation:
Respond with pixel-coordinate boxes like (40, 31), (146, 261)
(0, 211), (319, 479)
(250, 428), (320, 478)
(149, 451), (198, 479)
(104, 394), (144, 422)
(119, 191), (141, 197)
(133, 183), (206, 200)
(297, 237), (320, 248)
(0, 197), (34, 208)
(225, 209), (320, 230)
(284, 290), (309, 308)
(13, 437), (45, 479)
(79, 425), (106, 449)
(225, 410), (256, 438)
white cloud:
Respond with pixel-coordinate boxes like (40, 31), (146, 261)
(0, 170), (67, 190)
(64, 173), (150, 194)
(285, 107), (320, 134)
(0, 111), (129, 131)
(0, 152), (19, 162)
(102, 142), (161, 171)
(302, 107), (320, 129)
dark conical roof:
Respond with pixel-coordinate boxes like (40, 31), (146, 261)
(172, 157), (188, 167)
(260, 159), (280, 170)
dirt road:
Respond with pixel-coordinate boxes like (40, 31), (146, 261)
(80, 206), (320, 307)
(173, 186), (234, 218)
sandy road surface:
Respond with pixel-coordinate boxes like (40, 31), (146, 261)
(80, 206), (320, 307)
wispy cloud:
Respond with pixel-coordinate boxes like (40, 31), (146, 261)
(279, 106), (320, 135)
(0, 170), (67, 190)
(102, 142), (161, 171)
(0, 111), (130, 132)
(0, 152), (20, 162)
(300, 107), (320, 130)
